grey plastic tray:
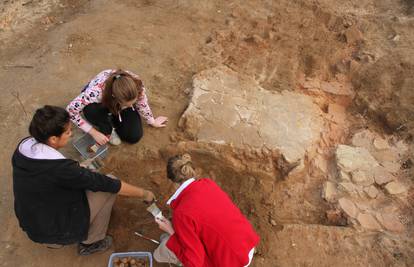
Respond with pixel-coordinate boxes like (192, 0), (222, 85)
(73, 133), (108, 160)
(108, 252), (153, 267)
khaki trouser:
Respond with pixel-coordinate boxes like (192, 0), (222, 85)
(153, 234), (255, 267)
(153, 234), (182, 266)
(82, 189), (117, 244)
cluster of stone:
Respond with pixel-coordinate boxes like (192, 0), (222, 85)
(322, 130), (409, 233)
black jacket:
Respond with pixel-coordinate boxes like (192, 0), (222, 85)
(11, 141), (121, 245)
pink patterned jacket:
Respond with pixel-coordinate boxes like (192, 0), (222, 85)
(66, 69), (155, 133)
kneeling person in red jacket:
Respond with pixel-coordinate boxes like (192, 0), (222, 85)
(154, 154), (260, 267)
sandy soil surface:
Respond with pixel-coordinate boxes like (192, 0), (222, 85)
(0, 0), (413, 266)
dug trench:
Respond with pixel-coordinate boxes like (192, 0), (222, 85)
(104, 143), (331, 267)
(102, 64), (413, 266)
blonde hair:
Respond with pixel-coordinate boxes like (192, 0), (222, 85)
(167, 154), (196, 183)
(101, 69), (143, 115)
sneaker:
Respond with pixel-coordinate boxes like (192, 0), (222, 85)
(78, 236), (113, 256)
(109, 129), (121, 146)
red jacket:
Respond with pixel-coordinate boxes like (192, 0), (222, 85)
(166, 178), (260, 267)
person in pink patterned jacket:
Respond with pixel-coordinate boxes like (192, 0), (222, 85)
(66, 69), (168, 145)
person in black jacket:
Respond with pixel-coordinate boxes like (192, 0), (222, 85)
(12, 105), (156, 255)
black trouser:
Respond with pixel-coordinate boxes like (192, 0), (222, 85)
(83, 103), (143, 144)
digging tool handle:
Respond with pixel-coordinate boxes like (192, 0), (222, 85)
(134, 232), (160, 244)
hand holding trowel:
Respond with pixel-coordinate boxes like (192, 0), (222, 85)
(146, 202), (165, 220)
(147, 203), (175, 235)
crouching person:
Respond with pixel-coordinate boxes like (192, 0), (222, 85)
(153, 154), (260, 267)
(11, 105), (155, 255)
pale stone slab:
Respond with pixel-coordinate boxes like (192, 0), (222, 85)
(336, 145), (379, 173)
(382, 161), (401, 174)
(364, 185), (379, 199)
(180, 66), (324, 163)
(373, 137), (390, 150)
(351, 170), (374, 186)
(322, 181), (337, 203)
(351, 130), (375, 149)
(375, 213), (405, 233)
(338, 198), (359, 218)
(339, 170), (351, 181)
(338, 182), (357, 196)
(385, 182), (407, 195)
(373, 166), (394, 185)
(357, 213), (382, 231)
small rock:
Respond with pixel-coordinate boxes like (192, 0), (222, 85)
(395, 140), (408, 154)
(169, 133), (178, 142)
(376, 213), (405, 233)
(314, 155), (328, 173)
(373, 149), (399, 164)
(244, 34), (264, 45)
(349, 60), (361, 73)
(320, 81), (353, 96)
(351, 170), (374, 186)
(322, 181), (337, 202)
(344, 26), (363, 44)
(336, 145), (379, 173)
(351, 130), (375, 149)
(355, 202), (371, 212)
(339, 170), (351, 181)
(270, 219), (277, 226)
(373, 166), (394, 185)
(357, 213), (382, 231)
(338, 182), (357, 195)
(364, 185), (379, 199)
(302, 78), (320, 89)
(385, 182), (407, 195)
(343, 19), (353, 27)
(382, 161), (401, 173)
(402, 159), (412, 169)
(373, 137), (389, 150)
(183, 88), (192, 95)
(338, 198), (359, 218)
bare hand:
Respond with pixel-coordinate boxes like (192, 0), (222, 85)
(79, 158), (94, 168)
(89, 128), (109, 145)
(155, 217), (175, 235)
(143, 190), (156, 203)
(150, 116), (168, 128)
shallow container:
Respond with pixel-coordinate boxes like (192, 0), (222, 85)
(108, 252), (153, 267)
(73, 133), (108, 160)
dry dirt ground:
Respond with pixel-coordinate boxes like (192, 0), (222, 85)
(1, 0), (414, 266)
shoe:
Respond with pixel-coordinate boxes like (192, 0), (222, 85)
(109, 129), (121, 146)
(78, 236), (112, 256)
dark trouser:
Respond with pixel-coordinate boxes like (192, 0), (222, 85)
(83, 103), (143, 144)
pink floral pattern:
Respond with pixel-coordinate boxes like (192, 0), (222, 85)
(66, 69), (155, 133)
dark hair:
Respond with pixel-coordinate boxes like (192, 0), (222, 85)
(102, 69), (144, 115)
(29, 105), (70, 144)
